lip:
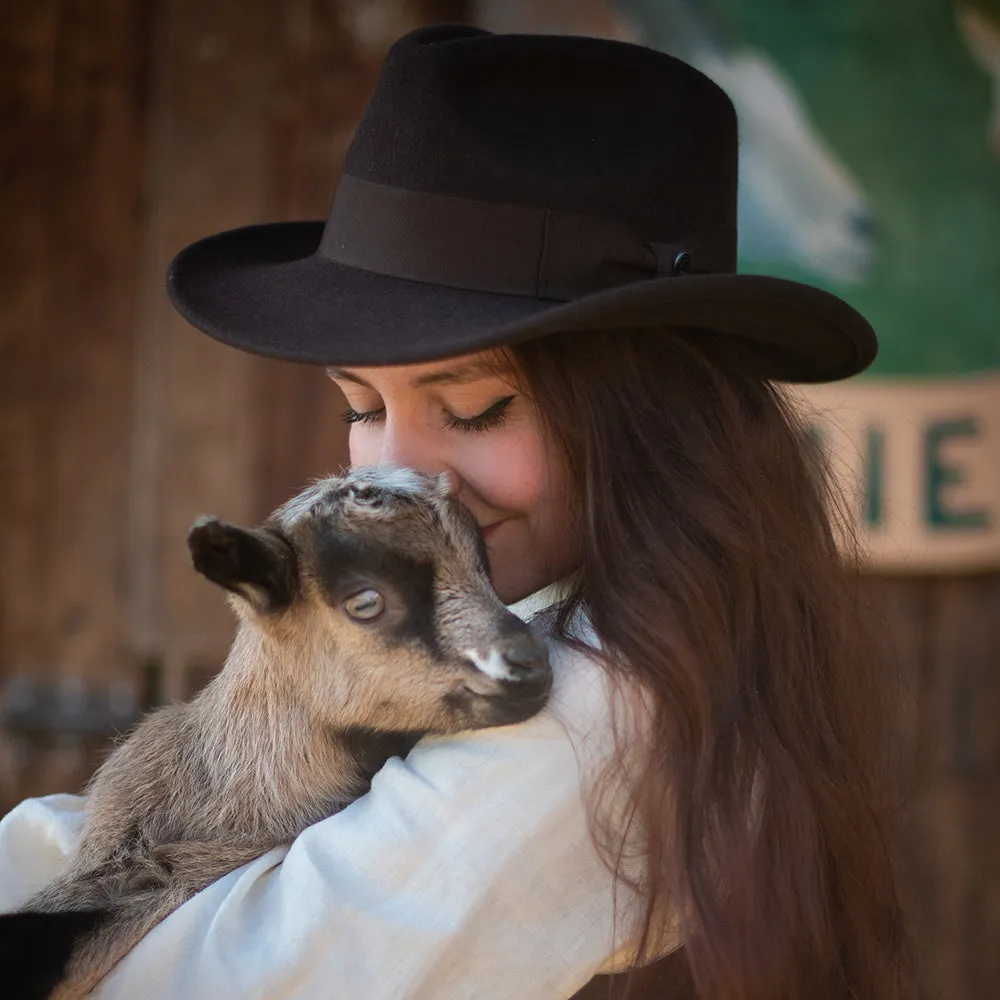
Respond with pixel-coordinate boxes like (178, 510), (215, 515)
(480, 520), (508, 540)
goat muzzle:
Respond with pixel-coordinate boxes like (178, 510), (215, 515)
(461, 633), (553, 714)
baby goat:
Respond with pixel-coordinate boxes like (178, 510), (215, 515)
(0, 467), (552, 1000)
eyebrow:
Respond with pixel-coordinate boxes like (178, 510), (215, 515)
(327, 361), (507, 389)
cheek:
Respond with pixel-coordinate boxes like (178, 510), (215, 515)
(458, 431), (566, 515)
(346, 420), (571, 519)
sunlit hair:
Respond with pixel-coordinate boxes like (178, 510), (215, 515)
(504, 329), (919, 1000)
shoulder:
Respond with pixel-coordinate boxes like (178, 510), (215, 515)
(519, 596), (647, 779)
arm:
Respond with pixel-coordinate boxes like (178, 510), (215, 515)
(0, 793), (88, 910)
(0, 641), (664, 1000)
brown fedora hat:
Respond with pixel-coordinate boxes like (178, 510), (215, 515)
(166, 24), (876, 383)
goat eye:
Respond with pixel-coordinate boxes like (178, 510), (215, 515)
(343, 588), (385, 621)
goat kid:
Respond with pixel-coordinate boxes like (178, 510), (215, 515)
(0, 467), (552, 1000)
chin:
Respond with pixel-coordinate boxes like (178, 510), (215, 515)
(488, 569), (524, 605)
(486, 532), (572, 605)
(490, 576), (517, 604)
(492, 571), (548, 606)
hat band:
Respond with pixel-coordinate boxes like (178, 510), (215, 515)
(317, 175), (736, 301)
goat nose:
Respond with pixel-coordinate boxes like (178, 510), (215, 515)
(500, 636), (550, 682)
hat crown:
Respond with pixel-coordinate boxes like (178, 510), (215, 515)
(166, 24), (876, 383)
(344, 25), (739, 244)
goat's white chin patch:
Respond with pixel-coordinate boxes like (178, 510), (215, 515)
(464, 648), (518, 683)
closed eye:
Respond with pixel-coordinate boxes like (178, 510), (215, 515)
(341, 406), (385, 426)
(443, 395), (515, 433)
(340, 396), (515, 433)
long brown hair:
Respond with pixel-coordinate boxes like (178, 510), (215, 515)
(507, 329), (919, 1000)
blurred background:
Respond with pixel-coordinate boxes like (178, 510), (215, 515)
(1, 1), (998, 997)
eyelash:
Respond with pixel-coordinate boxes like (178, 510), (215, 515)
(340, 395), (516, 433)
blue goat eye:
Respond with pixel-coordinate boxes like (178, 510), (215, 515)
(344, 589), (385, 621)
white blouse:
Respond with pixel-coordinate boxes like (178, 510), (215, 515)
(0, 582), (677, 999)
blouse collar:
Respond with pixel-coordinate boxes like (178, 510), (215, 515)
(506, 574), (578, 623)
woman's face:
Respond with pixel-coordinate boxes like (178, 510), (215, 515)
(327, 350), (579, 604)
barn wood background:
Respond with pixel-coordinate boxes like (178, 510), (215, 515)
(0, 2), (998, 999)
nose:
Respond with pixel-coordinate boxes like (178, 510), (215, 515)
(376, 421), (447, 479)
(375, 432), (461, 500)
(497, 635), (551, 687)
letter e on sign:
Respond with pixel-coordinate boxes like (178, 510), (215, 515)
(924, 417), (991, 530)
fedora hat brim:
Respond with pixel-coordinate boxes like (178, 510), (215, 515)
(167, 220), (876, 383)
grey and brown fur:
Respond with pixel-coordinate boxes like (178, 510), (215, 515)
(0, 467), (551, 999)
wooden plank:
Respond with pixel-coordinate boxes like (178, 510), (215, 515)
(903, 782), (969, 1000)
(925, 575), (1000, 998)
(927, 575), (1000, 777)
(41, 0), (150, 682)
(864, 574), (1000, 1000)
(0, 0), (152, 807)
(128, 0), (289, 696)
(961, 772), (1000, 995)
(0, 0), (64, 814)
(0, 0), (59, 686)
(856, 578), (935, 992)
(249, 0), (370, 518)
(900, 774), (1000, 1000)
(130, 1), (476, 699)
(129, 1), (476, 698)
(253, 0), (470, 519)
(859, 577), (932, 785)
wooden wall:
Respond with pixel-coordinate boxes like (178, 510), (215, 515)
(0, 0), (463, 796)
(870, 574), (1000, 1000)
(2, 0), (154, 804)
(0, 2), (997, 998)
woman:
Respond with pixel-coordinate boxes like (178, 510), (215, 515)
(0, 25), (918, 1000)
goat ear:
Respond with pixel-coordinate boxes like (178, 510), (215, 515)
(188, 518), (298, 613)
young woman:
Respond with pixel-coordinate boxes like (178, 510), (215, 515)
(0, 25), (919, 1000)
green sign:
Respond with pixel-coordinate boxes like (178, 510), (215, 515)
(621, 0), (1000, 376)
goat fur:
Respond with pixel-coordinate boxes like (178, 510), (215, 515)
(0, 468), (552, 999)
